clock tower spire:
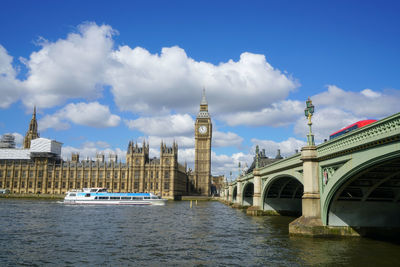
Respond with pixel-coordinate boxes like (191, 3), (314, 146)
(194, 88), (212, 196)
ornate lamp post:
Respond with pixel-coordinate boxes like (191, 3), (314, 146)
(304, 97), (315, 146)
(255, 145), (260, 169)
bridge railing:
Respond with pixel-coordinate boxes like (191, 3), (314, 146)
(224, 112), (400, 189)
(317, 112), (400, 159)
(226, 153), (302, 188)
(258, 153), (302, 176)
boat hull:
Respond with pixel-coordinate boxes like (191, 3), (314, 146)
(64, 199), (167, 206)
(63, 188), (167, 206)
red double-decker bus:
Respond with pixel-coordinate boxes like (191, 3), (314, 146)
(329, 119), (377, 140)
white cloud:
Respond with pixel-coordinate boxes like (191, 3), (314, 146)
(82, 141), (111, 149)
(127, 113), (244, 149)
(61, 141), (125, 162)
(138, 131), (243, 150)
(294, 107), (365, 142)
(212, 151), (254, 178)
(108, 46), (298, 116)
(177, 148), (253, 179)
(3, 22), (400, 134)
(0, 45), (23, 108)
(62, 102), (120, 127)
(213, 131), (243, 148)
(21, 22), (116, 108)
(0, 22), (298, 130)
(313, 85), (400, 118)
(178, 148), (195, 169)
(251, 137), (306, 158)
(361, 88), (381, 98)
(219, 100), (303, 127)
(40, 114), (70, 131)
(10, 132), (24, 148)
(146, 136), (194, 149)
(2, 22), (297, 122)
(292, 85), (400, 142)
(39, 102), (120, 131)
(125, 114), (194, 136)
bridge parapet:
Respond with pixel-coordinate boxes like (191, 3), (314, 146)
(317, 112), (400, 159)
(259, 153), (302, 176)
(221, 112), (400, 237)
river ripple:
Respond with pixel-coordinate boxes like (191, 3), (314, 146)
(0, 199), (399, 266)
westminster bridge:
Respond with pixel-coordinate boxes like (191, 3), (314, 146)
(220, 112), (400, 237)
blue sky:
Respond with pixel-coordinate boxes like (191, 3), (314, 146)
(1, 0), (399, 177)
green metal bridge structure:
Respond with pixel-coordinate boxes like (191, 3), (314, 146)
(220, 112), (400, 237)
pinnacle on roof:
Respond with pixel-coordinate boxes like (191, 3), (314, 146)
(200, 88), (208, 105)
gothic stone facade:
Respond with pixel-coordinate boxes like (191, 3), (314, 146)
(0, 141), (187, 199)
(0, 107), (188, 199)
(0, 91), (213, 197)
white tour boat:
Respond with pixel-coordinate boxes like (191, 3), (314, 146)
(64, 188), (167, 205)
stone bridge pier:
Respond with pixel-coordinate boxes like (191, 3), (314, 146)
(288, 146), (323, 234)
(246, 169), (263, 215)
(228, 184), (233, 203)
(231, 180), (242, 208)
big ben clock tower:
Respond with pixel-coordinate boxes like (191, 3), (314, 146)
(194, 89), (212, 196)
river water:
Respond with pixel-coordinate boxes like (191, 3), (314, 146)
(0, 199), (399, 266)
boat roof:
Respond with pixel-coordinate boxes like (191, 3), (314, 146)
(69, 188), (158, 197)
(76, 192), (153, 197)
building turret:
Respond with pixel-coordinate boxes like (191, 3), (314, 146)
(127, 140), (149, 166)
(71, 153), (80, 162)
(24, 106), (40, 148)
(109, 153), (118, 163)
(127, 141), (133, 153)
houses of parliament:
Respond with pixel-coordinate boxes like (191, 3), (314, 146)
(0, 91), (214, 198)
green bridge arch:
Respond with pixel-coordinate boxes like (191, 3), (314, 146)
(223, 112), (400, 233)
(321, 143), (400, 226)
(261, 173), (303, 215)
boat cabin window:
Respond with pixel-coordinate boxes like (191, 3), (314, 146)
(110, 197), (120, 200)
(98, 189), (107, 193)
(144, 197), (150, 199)
(90, 189), (98, 192)
(121, 197), (131, 200)
(69, 193), (76, 197)
(132, 197), (142, 200)
(95, 196), (98, 199)
(151, 196), (158, 199)
(85, 193), (91, 197)
(99, 196), (109, 200)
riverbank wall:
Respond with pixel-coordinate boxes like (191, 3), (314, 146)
(0, 193), (64, 200)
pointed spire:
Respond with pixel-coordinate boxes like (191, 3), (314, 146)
(128, 141), (132, 153)
(24, 105), (39, 148)
(197, 88), (210, 118)
(201, 88), (208, 105)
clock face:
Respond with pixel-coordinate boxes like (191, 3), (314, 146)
(198, 125), (207, 134)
